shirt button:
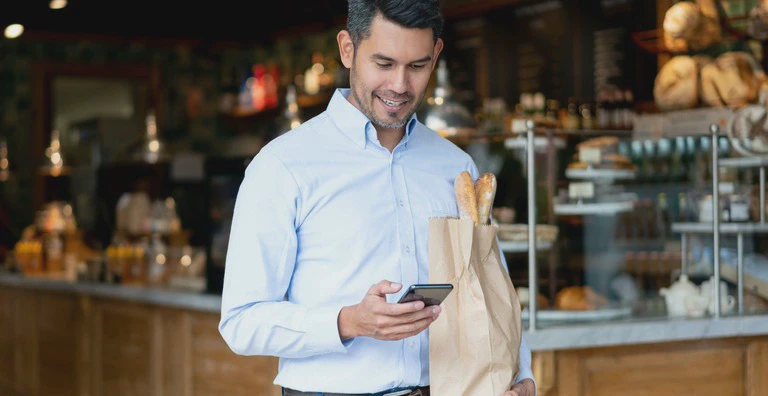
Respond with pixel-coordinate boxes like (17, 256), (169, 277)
(405, 246), (411, 253)
(399, 199), (404, 207)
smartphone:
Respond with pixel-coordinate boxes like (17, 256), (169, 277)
(396, 283), (454, 306)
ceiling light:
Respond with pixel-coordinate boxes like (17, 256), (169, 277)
(4, 24), (24, 39)
(49, 0), (67, 9)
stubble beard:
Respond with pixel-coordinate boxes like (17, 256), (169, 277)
(349, 67), (420, 130)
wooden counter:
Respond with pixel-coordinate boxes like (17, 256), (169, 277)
(530, 328), (768, 396)
(0, 284), (279, 396)
(3, 273), (768, 396)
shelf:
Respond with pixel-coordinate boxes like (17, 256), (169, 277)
(718, 156), (768, 169)
(499, 240), (553, 253)
(445, 128), (634, 145)
(553, 201), (634, 216)
(219, 93), (331, 120)
(671, 222), (768, 234)
(503, 136), (566, 151)
(565, 168), (637, 181)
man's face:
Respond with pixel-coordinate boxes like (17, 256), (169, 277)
(338, 15), (443, 131)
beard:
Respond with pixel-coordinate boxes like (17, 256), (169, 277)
(349, 67), (421, 130)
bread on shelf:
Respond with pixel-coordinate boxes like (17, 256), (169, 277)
(555, 286), (609, 311)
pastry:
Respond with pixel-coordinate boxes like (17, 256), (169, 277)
(474, 173), (497, 226)
(516, 287), (550, 310)
(555, 286), (609, 311)
(654, 56), (699, 111)
(454, 171), (478, 225)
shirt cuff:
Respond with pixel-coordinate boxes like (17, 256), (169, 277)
(515, 368), (537, 396)
(304, 304), (355, 354)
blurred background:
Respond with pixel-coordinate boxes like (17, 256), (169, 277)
(1, 1), (768, 395)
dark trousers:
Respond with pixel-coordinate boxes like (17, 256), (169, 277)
(282, 386), (429, 396)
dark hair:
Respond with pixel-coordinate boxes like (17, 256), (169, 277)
(347, 0), (443, 48)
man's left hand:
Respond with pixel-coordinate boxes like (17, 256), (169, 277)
(501, 378), (535, 396)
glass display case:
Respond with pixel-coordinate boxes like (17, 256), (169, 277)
(456, 118), (768, 331)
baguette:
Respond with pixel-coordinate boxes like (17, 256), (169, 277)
(475, 173), (497, 225)
(454, 171), (478, 225)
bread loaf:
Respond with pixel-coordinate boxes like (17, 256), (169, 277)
(454, 171), (478, 225)
(689, 0), (722, 51)
(474, 173), (497, 225)
(663, 1), (700, 39)
(701, 52), (765, 108)
(662, 1), (722, 52)
(654, 56), (699, 111)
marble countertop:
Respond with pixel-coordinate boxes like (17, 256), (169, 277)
(524, 314), (768, 351)
(0, 272), (221, 313)
(4, 272), (768, 350)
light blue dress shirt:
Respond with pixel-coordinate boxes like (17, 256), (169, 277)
(219, 88), (534, 394)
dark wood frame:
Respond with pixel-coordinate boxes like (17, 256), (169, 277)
(30, 62), (161, 210)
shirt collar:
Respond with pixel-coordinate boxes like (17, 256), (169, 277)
(327, 88), (419, 149)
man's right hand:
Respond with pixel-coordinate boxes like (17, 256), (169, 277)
(338, 280), (441, 341)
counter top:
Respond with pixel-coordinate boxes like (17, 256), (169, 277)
(525, 314), (768, 351)
(0, 272), (221, 313)
(4, 272), (768, 351)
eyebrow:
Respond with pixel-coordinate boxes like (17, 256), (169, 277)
(371, 53), (433, 64)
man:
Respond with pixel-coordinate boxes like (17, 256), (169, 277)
(219, 1), (536, 395)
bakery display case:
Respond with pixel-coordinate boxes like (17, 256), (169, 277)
(452, 102), (768, 331)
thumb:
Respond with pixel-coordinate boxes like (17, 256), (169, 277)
(369, 280), (402, 297)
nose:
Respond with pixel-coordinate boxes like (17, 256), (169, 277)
(389, 67), (409, 95)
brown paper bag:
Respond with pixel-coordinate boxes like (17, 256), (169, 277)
(428, 217), (522, 395)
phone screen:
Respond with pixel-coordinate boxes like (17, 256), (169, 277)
(397, 284), (453, 306)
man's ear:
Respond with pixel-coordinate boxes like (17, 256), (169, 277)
(337, 30), (355, 68)
(431, 38), (444, 71)
(432, 38), (443, 71)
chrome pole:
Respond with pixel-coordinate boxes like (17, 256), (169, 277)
(711, 124), (721, 318)
(526, 120), (538, 331)
(760, 167), (765, 224)
(737, 232), (744, 314)
(681, 233), (687, 276)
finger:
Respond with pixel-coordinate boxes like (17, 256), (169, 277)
(368, 280), (402, 297)
(384, 304), (440, 323)
(383, 313), (438, 339)
(378, 299), (427, 316)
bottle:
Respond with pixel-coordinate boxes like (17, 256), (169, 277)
(303, 52), (324, 96)
(565, 97), (580, 130)
(545, 99), (559, 123)
(603, 88), (616, 129)
(677, 192), (690, 223)
(612, 87), (625, 129)
(533, 92), (546, 119)
(44, 234), (64, 272)
(623, 89), (635, 129)
(520, 93), (534, 117)
(670, 137), (685, 182)
(596, 89), (608, 129)
(657, 192), (670, 239)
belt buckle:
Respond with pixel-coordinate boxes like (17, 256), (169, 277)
(383, 390), (419, 396)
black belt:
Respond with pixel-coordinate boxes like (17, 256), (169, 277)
(283, 386), (429, 396)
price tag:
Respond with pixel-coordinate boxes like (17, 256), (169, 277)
(569, 182), (595, 199)
(579, 147), (601, 164)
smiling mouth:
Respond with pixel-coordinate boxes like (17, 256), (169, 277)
(377, 95), (408, 109)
